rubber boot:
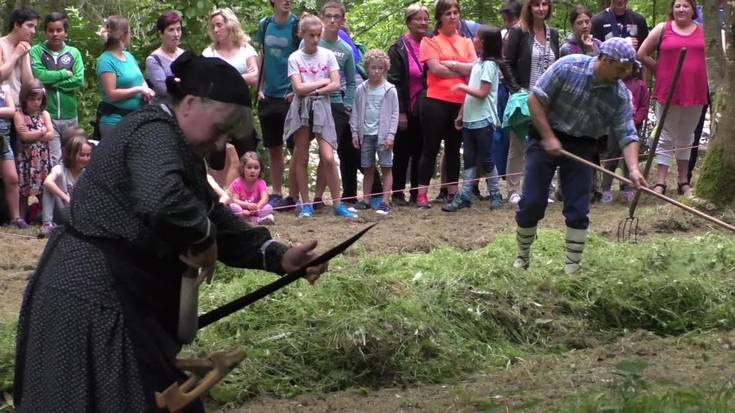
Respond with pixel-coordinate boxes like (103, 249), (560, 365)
(564, 226), (587, 274)
(513, 225), (537, 269)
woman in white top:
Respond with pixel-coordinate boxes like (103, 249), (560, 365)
(203, 8), (259, 87)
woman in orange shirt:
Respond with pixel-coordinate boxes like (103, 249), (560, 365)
(416, 0), (476, 208)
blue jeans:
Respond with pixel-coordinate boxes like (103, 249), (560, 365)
(492, 83), (510, 176)
(515, 131), (597, 230)
(462, 125), (499, 193)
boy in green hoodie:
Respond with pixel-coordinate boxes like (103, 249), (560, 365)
(30, 12), (84, 165)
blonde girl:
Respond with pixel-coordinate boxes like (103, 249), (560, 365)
(282, 14), (354, 219)
(228, 151), (275, 225)
(40, 130), (90, 236)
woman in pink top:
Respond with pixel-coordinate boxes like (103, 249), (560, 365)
(415, 0), (477, 208)
(638, 0), (707, 197)
(387, 3), (430, 205)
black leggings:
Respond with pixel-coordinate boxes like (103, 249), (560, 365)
(392, 112), (422, 199)
(418, 97), (461, 187)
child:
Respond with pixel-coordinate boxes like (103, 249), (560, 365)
(40, 130), (90, 237)
(283, 14), (355, 219)
(228, 152), (275, 225)
(444, 25), (504, 212)
(14, 79), (54, 223)
(0, 83), (25, 228)
(601, 64), (649, 204)
(350, 49), (398, 214)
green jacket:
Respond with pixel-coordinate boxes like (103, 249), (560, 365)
(30, 42), (85, 120)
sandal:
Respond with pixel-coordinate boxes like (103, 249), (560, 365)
(677, 182), (692, 197)
(653, 183), (667, 195)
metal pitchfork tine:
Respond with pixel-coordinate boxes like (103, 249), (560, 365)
(618, 47), (687, 243)
(562, 149), (735, 235)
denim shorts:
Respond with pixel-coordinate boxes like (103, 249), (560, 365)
(360, 135), (393, 168)
(0, 134), (13, 161)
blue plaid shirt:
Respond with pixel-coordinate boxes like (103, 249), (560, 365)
(531, 54), (638, 148)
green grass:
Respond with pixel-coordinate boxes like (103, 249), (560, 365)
(2, 231), (735, 404)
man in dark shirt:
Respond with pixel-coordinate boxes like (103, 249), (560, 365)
(591, 0), (649, 50)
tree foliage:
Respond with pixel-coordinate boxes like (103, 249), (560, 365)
(3, 0), (675, 130)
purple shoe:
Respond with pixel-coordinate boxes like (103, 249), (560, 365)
(14, 218), (29, 229)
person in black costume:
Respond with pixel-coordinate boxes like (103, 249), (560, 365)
(13, 52), (326, 413)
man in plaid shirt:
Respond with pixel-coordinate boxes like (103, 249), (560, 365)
(513, 37), (647, 274)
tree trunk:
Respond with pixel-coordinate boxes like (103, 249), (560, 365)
(697, 1), (735, 206)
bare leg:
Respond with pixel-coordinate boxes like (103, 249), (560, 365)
(381, 168), (393, 203)
(292, 128), (311, 203)
(268, 145), (285, 195)
(1, 160), (20, 221)
(317, 138), (341, 204)
(362, 165), (375, 203)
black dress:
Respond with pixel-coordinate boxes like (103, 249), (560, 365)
(13, 105), (289, 412)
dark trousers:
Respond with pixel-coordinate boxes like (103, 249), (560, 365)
(418, 97), (461, 187)
(516, 130), (597, 230)
(462, 125), (495, 174)
(493, 83), (510, 177)
(687, 103), (708, 183)
(392, 112), (422, 200)
(333, 103), (382, 200)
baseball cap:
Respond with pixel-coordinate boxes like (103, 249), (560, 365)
(599, 37), (639, 66)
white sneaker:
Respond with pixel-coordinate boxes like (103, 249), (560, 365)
(509, 192), (521, 206)
(512, 257), (529, 269)
(257, 214), (275, 225)
(547, 197), (555, 204)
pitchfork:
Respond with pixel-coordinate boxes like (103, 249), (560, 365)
(562, 149), (735, 236)
(618, 47), (688, 242)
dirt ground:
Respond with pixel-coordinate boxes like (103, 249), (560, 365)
(0, 191), (729, 412)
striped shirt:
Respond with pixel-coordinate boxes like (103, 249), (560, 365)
(531, 54), (638, 148)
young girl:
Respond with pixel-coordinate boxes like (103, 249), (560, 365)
(282, 14), (355, 219)
(228, 152), (275, 225)
(444, 26), (504, 212)
(40, 130), (91, 237)
(14, 79), (54, 222)
(0, 83), (25, 228)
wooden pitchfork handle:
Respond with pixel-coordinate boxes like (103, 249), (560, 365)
(155, 350), (246, 413)
(560, 149), (735, 234)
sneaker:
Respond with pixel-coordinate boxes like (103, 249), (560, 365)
(375, 201), (391, 215)
(601, 190), (614, 204)
(392, 195), (409, 206)
(276, 196), (297, 212)
(257, 214), (275, 225)
(508, 192), (521, 206)
(370, 196), (382, 210)
(268, 194), (283, 208)
(416, 193), (431, 209)
(312, 197), (324, 210)
(441, 193), (471, 212)
(489, 192), (503, 210)
(298, 204), (313, 218)
(334, 203), (357, 218)
(38, 222), (55, 238)
(14, 218), (29, 229)
(353, 200), (371, 210)
(432, 190), (448, 204)
(623, 190), (637, 204)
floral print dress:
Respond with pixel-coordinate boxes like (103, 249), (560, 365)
(17, 113), (51, 197)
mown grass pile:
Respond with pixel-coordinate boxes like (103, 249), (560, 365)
(185, 231), (735, 402)
(0, 231), (733, 403)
